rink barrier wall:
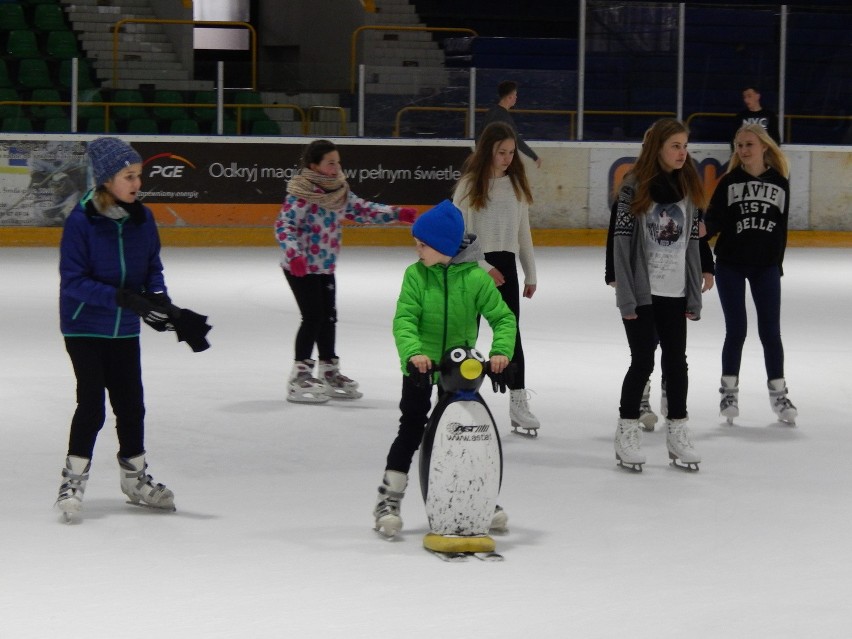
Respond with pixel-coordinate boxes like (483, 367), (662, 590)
(2, 226), (851, 248)
(1, 135), (850, 239)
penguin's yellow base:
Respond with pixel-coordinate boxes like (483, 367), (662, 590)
(423, 533), (496, 553)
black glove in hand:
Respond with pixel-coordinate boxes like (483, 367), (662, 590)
(485, 361), (515, 394)
(116, 290), (170, 323)
(406, 360), (433, 388)
(142, 292), (176, 331)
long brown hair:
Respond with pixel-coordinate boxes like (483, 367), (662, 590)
(454, 121), (533, 210)
(617, 118), (706, 215)
(727, 123), (789, 178)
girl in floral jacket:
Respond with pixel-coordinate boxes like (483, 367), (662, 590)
(275, 139), (416, 403)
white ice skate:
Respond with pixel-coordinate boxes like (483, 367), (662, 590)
(615, 418), (645, 472)
(720, 375), (739, 424)
(373, 470), (407, 539)
(287, 359), (330, 404)
(318, 358), (363, 400)
(639, 380), (658, 432)
(666, 418), (700, 471)
(55, 455), (90, 522)
(510, 389), (540, 436)
(118, 453), (176, 511)
(768, 378), (797, 425)
(490, 504), (509, 534)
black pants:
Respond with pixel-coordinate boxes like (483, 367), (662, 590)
(284, 270), (337, 362)
(483, 251), (525, 389)
(620, 296), (688, 420)
(385, 375), (444, 474)
(65, 337), (145, 459)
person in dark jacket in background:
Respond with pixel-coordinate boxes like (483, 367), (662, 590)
(55, 137), (177, 520)
(733, 86), (781, 147)
(479, 81), (542, 168)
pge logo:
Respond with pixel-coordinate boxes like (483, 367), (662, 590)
(143, 152), (196, 179)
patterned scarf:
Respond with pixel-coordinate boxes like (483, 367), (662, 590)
(286, 169), (350, 211)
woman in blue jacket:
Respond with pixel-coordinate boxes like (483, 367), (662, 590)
(56, 137), (176, 520)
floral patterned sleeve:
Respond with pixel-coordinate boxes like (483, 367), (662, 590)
(341, 191), (398, 225)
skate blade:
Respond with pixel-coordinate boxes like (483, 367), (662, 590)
(668, 454), (700, 472)
(426, 548), (469, 562)
(616, 456), (644, 472)
(511, 425), (539, 438)
(326, 389), (363, 400)
(126, 500), (177, 512)
(287, 393), (330, 404)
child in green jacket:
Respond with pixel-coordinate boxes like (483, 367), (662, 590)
(373, 199), (517, 538)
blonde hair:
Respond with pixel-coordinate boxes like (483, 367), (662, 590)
(616, 118), (707, 215)
(728, 123), (789, 178)
(92, 185), (117, 211)
(454, 121), (533, 211)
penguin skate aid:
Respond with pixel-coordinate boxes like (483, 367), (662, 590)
(372, 200), (517, 554)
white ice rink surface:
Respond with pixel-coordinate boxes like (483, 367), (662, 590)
(1, 244), (851, 639)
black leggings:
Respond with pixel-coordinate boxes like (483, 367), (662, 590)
(620, 296), (688, 420)
(65, 337), (145, 459)
(284, 270), (337, 362)
(483, 251), (525, 389)
(385, 375), (444, 474)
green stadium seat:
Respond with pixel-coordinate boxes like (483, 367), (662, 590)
(17, 58), (54, 90)
(29, 87), (66, 119)
(76, 88), (103, 120)
(0, 4), (29, 32)
(43, 117), (72, 132)
(46, 30), (81, 60)
(125, 117), (159, 134)
(0, 60), (12, 88)
(58, 58), (96, 90)
(33, 4), (69, 32)
(152, 89), (187, 121)
(192, 90), (217, 122)
(111, 89), (146, 121)
(170, 119), (200, 135)
(250, 119), (280, 136)
(6, 30), (40, 59)
(1, 116), (34, 132)
(85, 117), (116, 133)
(233, 91), (271, 123)
(0, 87), (22, 119)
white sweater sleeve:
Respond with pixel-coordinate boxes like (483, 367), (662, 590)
(453, 178), (495, 273)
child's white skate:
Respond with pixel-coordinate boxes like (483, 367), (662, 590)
(666, 418), (701, 471)
(55, 455), (90, 523)
(720, 375), (739, 424)
(510, 389), (540, 436)
(287, 359), (330, 404)
(615, 418), (645, 472)
(318, 358), (363, 400)
(639, 380), (658, 432)
(118, 453), (176, 511)
(768, 378), (797, 425)
(373, 470), (406, 539)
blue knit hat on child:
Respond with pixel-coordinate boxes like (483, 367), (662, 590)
(412, 199), (465, 257)
(87, 137), (142, 186)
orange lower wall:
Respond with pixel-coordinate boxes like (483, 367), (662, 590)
(2, 227), (851, 248)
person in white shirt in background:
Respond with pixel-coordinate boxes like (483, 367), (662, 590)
(453, 121), (540, 436)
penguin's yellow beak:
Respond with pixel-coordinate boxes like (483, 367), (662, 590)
(460, 359), (483, 380)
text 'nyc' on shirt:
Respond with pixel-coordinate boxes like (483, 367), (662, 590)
(644, 197), (689, 298)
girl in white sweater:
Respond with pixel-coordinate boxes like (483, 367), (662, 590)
(452, 122), (539, 435)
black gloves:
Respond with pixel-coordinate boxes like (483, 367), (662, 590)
(171, 308), (212, 352)
(406, 360), (433, 388)
(142, 292), (177, 332)
(116, 289), (171, 325)
(485, 361), (514, 394)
